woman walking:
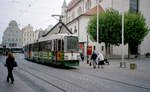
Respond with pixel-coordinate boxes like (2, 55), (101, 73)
(97, 52), (104, 69)
(6, 52), (15, 84)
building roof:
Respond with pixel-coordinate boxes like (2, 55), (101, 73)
(84, 5), (104, 15)
(67, 0), (81, 10)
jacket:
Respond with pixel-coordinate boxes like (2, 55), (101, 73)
(6, 57), (15, 70)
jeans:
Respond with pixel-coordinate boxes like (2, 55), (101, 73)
(7, 68), (14, 83)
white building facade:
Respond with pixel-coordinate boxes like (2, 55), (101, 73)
(2, 20), (23, 49)
(62, 0), (104, 58)
(62, 0), (150, 57)
(22, 24), (35, 46)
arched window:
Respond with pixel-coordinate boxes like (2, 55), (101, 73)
(85, 0), (91, 11)
(74, 26), (77, 33)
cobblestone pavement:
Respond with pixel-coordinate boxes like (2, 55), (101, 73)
(0, 54), (150, 92)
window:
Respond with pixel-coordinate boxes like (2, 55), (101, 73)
(130, 0), (139, 12)
(66, 36), (79, 51)
(85, 0), (91, 11)
(99, 0), (103, 3)
(74, 26), (77, 33)
(9, 43), (12, 47)
(102, 46), (104, 51)
(58, 40), (61, 51)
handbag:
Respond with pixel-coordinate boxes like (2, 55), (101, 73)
(13, 61), (18, 67)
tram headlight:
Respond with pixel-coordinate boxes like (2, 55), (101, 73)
(77, 55), (80, 60)
(64, 55), (68, 60)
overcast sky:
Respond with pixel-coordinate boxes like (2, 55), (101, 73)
(0, 0), (71, 44)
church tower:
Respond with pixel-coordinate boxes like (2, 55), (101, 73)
(61, 0), (67, 23)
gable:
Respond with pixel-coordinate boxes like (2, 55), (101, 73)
(43, 21), (72, 37)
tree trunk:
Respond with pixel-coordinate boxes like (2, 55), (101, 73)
(128, 44), (131, 59)
(105, 43), (108, 59)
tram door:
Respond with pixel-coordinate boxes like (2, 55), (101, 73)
(57, 39), (64, 61)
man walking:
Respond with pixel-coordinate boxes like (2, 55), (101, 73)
(91, 51), (97, 69)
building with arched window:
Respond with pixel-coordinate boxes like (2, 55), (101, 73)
(22, 24), (35, 46)
(61, 0), (150, 58)
(2, 20), (23, 50)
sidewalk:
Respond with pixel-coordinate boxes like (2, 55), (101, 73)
(80, 58), (150, 71)
(79, 59), (150, 90)
(0, 55), (34, 92)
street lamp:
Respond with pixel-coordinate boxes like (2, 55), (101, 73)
(96, 0), (99, 44)
(121, 0), (125, 68)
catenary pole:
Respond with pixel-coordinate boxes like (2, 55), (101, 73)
(97, 0), (99, 44)
(122, 1), (125, 67)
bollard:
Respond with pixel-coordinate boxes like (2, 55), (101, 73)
(120, 62), (122, 68)
(130, 63), (136, 70)
(123, 62), (126, 68)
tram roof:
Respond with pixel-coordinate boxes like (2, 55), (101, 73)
(39, 34), (77, 42)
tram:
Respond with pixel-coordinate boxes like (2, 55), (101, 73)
(24, 34), (80, 66)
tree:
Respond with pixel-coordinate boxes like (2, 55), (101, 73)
(88, 9), (149, 58)
(124, 11), (149, 58)
(88, 9), (122, 58)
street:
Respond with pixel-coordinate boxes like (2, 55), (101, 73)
(0, 53), (150, 92)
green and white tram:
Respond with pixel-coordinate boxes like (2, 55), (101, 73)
(24, 34), (80, 66)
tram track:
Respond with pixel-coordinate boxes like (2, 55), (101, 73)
(19, 61), (150, 92)
(17, 65), (93, 92)
(69, 69), (150, 91)
(14, 54), (150, 92)
(17, 66), (67, 92)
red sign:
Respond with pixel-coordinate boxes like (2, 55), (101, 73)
(87, 46), (92, 55)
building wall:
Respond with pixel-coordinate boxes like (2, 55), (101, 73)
(2, 20), (23, 48)
(62, 0), (150, 56)
(65, 0), (97, 24)
(139, 0), (150, 55)
(22, 24), (35, 46)
(100, 0), (129, 12)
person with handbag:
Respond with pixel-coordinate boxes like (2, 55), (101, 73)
(5, 52), (15, 84)
(97, 52), (104, 69)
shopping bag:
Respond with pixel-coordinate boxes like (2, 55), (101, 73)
(13, 61), (18, 67)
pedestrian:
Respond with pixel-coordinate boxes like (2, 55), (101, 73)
(91, 51), (97, 69)
(97, 52), (104, 69)
(5, 52), (15, 84)
(80, 53), (84, 61)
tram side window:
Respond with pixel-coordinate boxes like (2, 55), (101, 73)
(54, 40), (57, 51)
(58, 40), (61, 51)
(67, 36), (79, 51)
(33, 43), (38, 52)
(33, 43), (35, 51)
(46, 40), (52, 51)
(51, 40), (54, 51)
(39, 42), (42, 51)
(62, 40), (64, 51)
(39, 42), (46, 51)
(29, 44), (32, 52)
(42, 41), (47, 51)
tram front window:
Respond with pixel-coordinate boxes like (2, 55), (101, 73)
(66, 36), (78, 51)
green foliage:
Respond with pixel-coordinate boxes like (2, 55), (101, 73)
(124, 11), (149, 45)
(88, 9), (122, 46)
(88, 9), (149, 46)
